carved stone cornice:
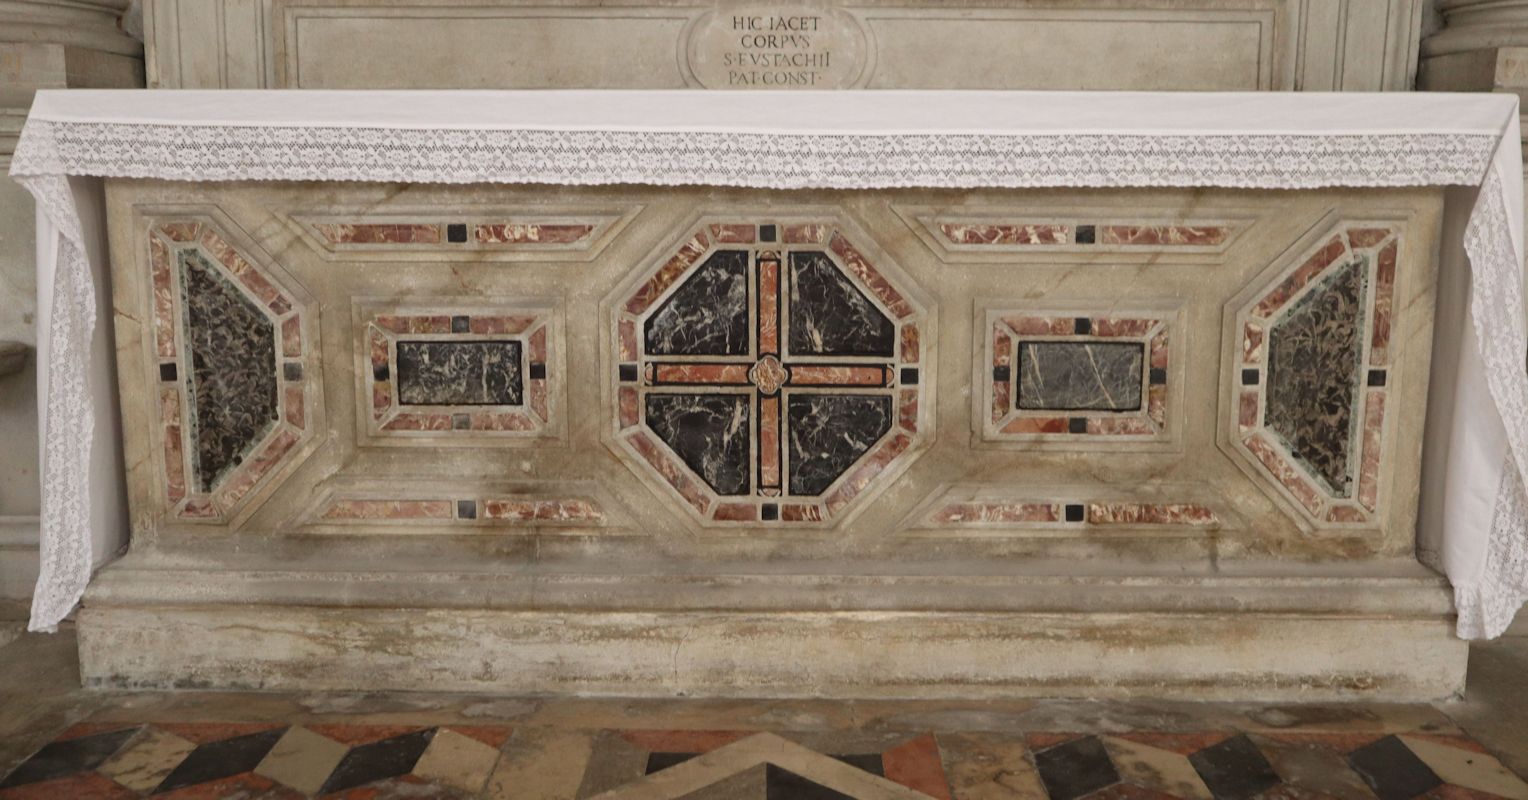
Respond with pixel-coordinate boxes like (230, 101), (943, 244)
(1423, 0), (1528, 55)
(0, 0), (141, 57)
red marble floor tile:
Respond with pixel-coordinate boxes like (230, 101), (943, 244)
(882, 734), (951, 799)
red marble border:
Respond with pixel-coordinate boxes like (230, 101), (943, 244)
(934, 220), (1232, 248)
(314, 222), (441, 245)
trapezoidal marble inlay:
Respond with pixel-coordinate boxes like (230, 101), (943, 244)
(1228, 223), (1398, 528)
(147, 218), (318, 523)
(289, 207), (639, 262)
(608, 218), (931, 527)
(358, 302), (559, 444)
(980, 308), (1178, 448)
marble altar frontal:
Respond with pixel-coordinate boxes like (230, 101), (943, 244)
(83, 179), (1463, 699)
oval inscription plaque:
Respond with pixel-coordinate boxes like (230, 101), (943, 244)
(683, 7), (868, 90)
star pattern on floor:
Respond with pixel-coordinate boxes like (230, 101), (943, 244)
(0, 722), (1525, 799)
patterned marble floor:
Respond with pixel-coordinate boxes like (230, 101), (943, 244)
(2, 712), (1526, 799)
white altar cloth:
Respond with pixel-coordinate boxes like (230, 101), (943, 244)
(10, 90), (1528, 638)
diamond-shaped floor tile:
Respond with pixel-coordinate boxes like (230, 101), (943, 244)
(96, 727), (198, 793)
(1101, 736), (1213, 800)
(1186, 734), (1280, 800)
(1347, 735), (1443, 800)
(1250, 733), (1375, 800)
(1034, 736), (1120, 800)
(1398, 736), (1528, 800)
(414, 728), (502, 795)
(0, 771), (135, 800)
(255, 726), (349, 796)
(0, 727), (138, 789)
(153, 727), (287, 794)
(318, 727), (436, 795)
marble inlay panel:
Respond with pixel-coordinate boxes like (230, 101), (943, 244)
(1229, 223), (1398, 528)
(644, 250), (750, 356)
(395, 341), (523, 406)
(1265, 259), (1367, 494)
(1016, 341), (1144, 412)
(147, 217), (316, 524)
(179, 249), (279, 492)
(361, 304), (557, 444)
(981, 309), (1176, 449)
(907, 485), (1225, 534)
(898, 207), (1245, 262)
(290, 210), (635, 261)
(645, 393), (752, 496)
(609, 218), (929, 527)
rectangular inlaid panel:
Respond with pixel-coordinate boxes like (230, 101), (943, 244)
(1016, 341), (1144, 412)
(395, 340), (523, 406)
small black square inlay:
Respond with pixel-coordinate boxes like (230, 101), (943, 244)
(1065, 504), (1086, 523)
(530, 362), (547, 380)
(1068, 417), (1089, 434)
(457, 500), (477, 520)
(993, 365), (1011, 383)
(159, 362), (178, 382)
(761, 503), (779, 521)
(283, 362), (303, 382)
(1241, 368), (1260, 386)
(373, 363), (390, 382)
(619, 363), (639, 382)
(451, 315), (470, 333)
(1074, 317), (1092, 335)
(447, 223), (468, 243)
(759, 224), (777, 242)
(452, 413), (471, 430)
(1075, 225), (1096, 244)
(900, 367), (919, 386)
(1150, 367), (1168, 386)
(1368, 369), (1387, 387)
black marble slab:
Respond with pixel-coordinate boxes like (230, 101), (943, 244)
(395, 340), (523, 406)
(645, 393), (752, 495)
(645, 250), (750, 356)
(1016, 341), (1144, 412)
(787, 394), (892, 496)
(179, 249), (278, 492)
(788, 252), (894, 357)
(1266, 258), (1367, 495)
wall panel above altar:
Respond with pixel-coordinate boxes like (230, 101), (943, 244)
(141, 0), (1425, 92)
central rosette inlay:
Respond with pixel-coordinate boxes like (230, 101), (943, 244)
(612, 222), (926, 525)
(748, 354), (789, 395)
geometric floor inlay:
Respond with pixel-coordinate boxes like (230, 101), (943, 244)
(3, 722), (1525, 799)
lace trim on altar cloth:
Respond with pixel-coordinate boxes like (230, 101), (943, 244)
(1457, 166), (1528, 638)
(7, 120), (1525, 637)
(10, 121), (1496, 189)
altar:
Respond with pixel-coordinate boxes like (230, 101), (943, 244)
(10, 90), (1527, 700)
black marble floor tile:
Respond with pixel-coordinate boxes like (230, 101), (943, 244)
(1033, 736), (1119, 800)
(153, 727), (286, 794)
(765, 764), (855, 800)
(1186, 734), (1280, 800)
(317, 727), (436, 795)
(0, 727), (138, 788)
(1346, 735), (1443, 800)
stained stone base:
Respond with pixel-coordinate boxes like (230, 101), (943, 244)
(77, 552), (1466, 701)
